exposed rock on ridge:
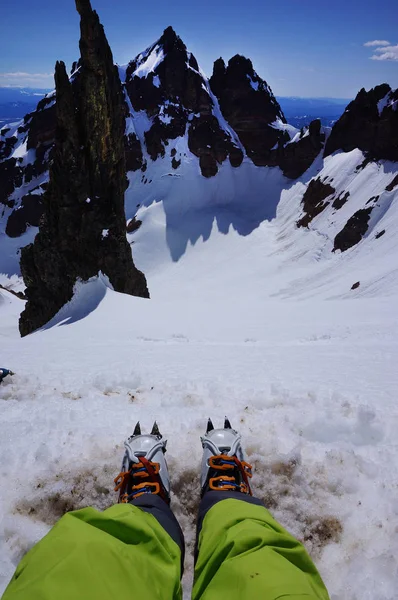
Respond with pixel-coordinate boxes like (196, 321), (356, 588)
(19, 0), (148, 337)
(297, 177), (335, 228)
(209, 55), (287, 167)
(277, 119), (325, 179)
(125, 27), (243, 177)
(325, 84), (398, 161)
(333, 207), (373, 253)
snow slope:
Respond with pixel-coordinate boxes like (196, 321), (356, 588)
(1, 146), (398, 598)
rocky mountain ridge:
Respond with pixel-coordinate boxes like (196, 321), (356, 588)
(0, 24), (329, 245)
(0, 1), (397, 334)
(18, 0), (149, 335)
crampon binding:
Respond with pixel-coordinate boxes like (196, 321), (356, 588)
(114, 421), (170, 504)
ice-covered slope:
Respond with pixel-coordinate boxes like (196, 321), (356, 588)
(125, 144), (398, 300)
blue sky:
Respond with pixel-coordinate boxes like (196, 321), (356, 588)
(0, 0), (397, 97)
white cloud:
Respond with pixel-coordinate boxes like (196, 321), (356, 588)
(364, 40), (390, 47)
(363, 41), (398, 62)
(370, 45), (398, 62)
(0, 72), (54, 86)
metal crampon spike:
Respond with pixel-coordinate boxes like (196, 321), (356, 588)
(132, 422), (141, 436)
(151, 421), (162, 438)
(206, 418), (214, 433)
(224, 417), (232, 429)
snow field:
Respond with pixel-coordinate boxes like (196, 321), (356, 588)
(1, 121), (398, 598)
(1, 277), (398, 599)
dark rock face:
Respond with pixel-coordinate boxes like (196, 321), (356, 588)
(209, 55), (286, 166)
(125, 132), (145, 171)
(126, 217), (142, 233)
(325, 84), (398, 161)
(0, 158), (23, 208)
(6, 192), (44, 237)
(19, 0), (148, 337)
(26, 102), (56, 151)
(171, 156), (181, 169)
(0, 135), (18, 161)
(125, 27), (243, 177)
(386, 174), (398, 192)
(188, 114), (243, 177)
(277, 119), (325, 179)
(333, 208), (373, 253)
(0, 94), (56, 224)
(297, 178), (335, 228)
(332, 190), (350, 210)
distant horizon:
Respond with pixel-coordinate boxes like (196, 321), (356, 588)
(0, 85), (355, 101)
(1, 0), (397, 96)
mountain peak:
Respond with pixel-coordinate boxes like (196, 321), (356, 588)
(157, 26), (186, 54)
(19, 0), (148, 336)
(75, 0), (93, 16)
(228, 54), (254, 72)
(162, 25), (178, 42)
(325, 82), (398, 160)
(209, 54), (287, 166)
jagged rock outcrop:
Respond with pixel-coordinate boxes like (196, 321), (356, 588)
(386, 174), (398, 192)
(333, 208), (373, 252)
(332, 191), (350, 210)
(125, 132), (144, 171)
(297, 177), (335, 228)
(0, 130), (18, 161)
(125, 27), (243, 177)
(19, 0), (148, 337)
(0, 93), (57, 235)
(0, 27), (307, 232)
(0, 158), (23, 208)
(277, 119), (325, 179)
(5, 191), (44, 237)
(209, 55), (286, 166)
(325, 84), (398, 161)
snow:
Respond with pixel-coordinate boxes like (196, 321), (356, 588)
(377, 92), (390, 116)
(198, 66), (244, 151)
(124, 89), (153, 142)
(1, 39), (398, 600)
(247, 75), (259, 91)
(1, 143), (398, 599)
(271, 118), (298, 140)
(134, 46), (164, 78)
(11, 139), (28, 159)
(153, 75), (161, 88)
(86, 198), (91, 204)
(159, 114), (172, 125)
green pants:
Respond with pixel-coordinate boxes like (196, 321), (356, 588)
(2, 492), (329, 599)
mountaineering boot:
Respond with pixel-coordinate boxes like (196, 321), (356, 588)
(114, 422), (171, 504)
(200, 417), (253, 496)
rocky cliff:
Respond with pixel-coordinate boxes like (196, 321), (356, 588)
(209, 55), (286, 166)
(19, 0), (148, 336)
(0, 28), (321, 243)
(325, 84), (398, 161)
(0, 16), (397, 289)
(125, 26), (244, 178)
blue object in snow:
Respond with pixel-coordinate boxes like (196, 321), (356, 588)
(0, 368), (14, 383)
